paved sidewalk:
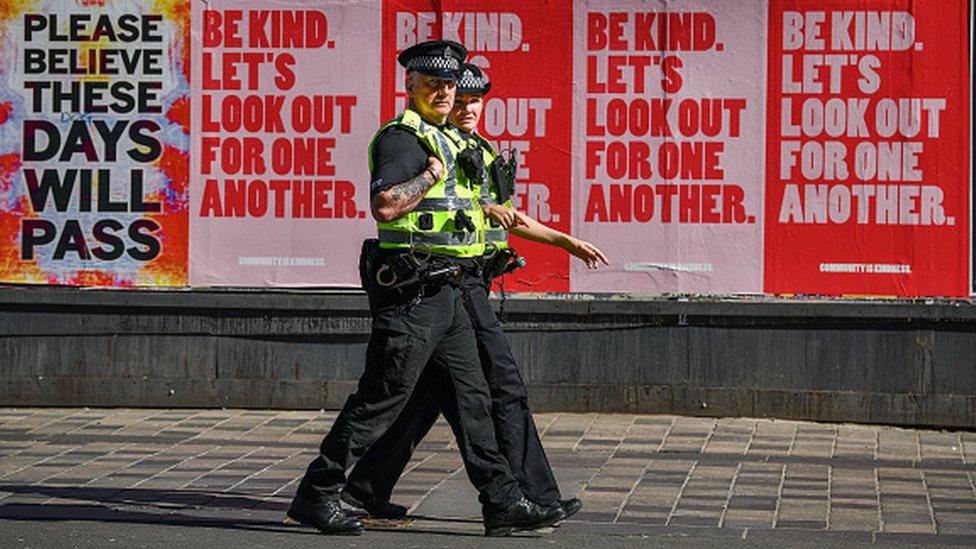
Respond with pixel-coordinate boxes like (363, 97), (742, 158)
(1, 408), (975, 547)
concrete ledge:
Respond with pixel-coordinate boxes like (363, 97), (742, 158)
(2, 287), (975, 428)
(3, 377), (974, 429)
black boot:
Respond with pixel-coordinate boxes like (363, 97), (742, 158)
(483, 497), (566, 537)
(341, 486), (408, 519)
(287, 493), (364, 535)
(559, 498), (583, 520)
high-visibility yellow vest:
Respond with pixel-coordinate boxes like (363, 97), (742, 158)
(467, 132), (512, 251)
(369, 110), (485, 258)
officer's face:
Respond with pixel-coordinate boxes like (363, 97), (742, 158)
(406, 72), (456, 123)
(450, 93), (484, 133)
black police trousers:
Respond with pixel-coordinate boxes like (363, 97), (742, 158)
(344, 273), (562, 507)
(295, 274), (523, 512)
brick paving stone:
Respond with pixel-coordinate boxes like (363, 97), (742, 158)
(776, 519), (827, 529)
(884, 523), (937, 534)
(616, 514), (668, 525)
(668, 514), (720, 527)
(728, 495), (778, 510)
(776, 499), (826, 518)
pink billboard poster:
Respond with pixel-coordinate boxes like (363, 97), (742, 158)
(764, 0), (971, 297)
(571, 0), (767, 294)
(189, 0), (380, 286)
(382, 0), (575, 292)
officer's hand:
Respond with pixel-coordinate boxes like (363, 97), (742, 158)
(425, 156), (444, 182)
(567, 238), (610, 269)
(483, 204), (526, 229)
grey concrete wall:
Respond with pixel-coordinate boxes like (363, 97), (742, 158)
(2, 287), (975, 428)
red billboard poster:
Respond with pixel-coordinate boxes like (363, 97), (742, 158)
(189, 0), (378, 286)
(571, 0), (768, 294)
(0, 0), (190, 286)
(383, 0), (574, 292)
(765, 0), (971, 296)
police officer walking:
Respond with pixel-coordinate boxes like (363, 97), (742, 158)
(341, 63), (609, 522)
(287, 41), (563, 537)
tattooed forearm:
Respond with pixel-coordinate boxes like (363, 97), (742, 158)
(390, 171), (433, 203)
(371, 169), (435, 222)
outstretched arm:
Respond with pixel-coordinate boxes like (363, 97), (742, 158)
(484, 204), (610, 269)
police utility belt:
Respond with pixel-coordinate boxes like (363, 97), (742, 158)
(361, 239), (476, 292)
(371, 246), (522, 291)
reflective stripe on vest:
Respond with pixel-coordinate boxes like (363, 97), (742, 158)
(378, 229), (481, 246)
(428, 128), (458, 197)
(417, 197), (478, 211)
(476, 135), (497, 206)
(485, 228), (509, 244)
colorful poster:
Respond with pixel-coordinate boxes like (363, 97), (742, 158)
(0, 0), (190, 286)
(764, 0), (971, 296)
(383, 0), (574, 292)
(571, 0), (767, 294)
(188, 0), (378, 286)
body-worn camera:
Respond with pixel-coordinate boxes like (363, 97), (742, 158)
(457, 146), (485, 187)
(490, 149), (518, 203)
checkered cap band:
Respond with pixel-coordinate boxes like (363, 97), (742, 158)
(457, 69), (487, 92)
(407, 55), (459, 72)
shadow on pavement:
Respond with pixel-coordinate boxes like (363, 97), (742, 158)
(0, 503), (306, 535)
(0, 484), (288, 512)
(0, 484), (494, 538)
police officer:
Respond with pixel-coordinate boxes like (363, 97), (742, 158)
(287, 42), (563, 537)
(342, 63), (609, 521)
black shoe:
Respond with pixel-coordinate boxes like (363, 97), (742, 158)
(484, 497), (566, 537)
(287, 494), (364, 535)
(559, 498), (583, 520)
(341, 488), (408, 519)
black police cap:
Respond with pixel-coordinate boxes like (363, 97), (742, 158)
(397, 40), (467, 80)
(456, 63), (491, 95)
